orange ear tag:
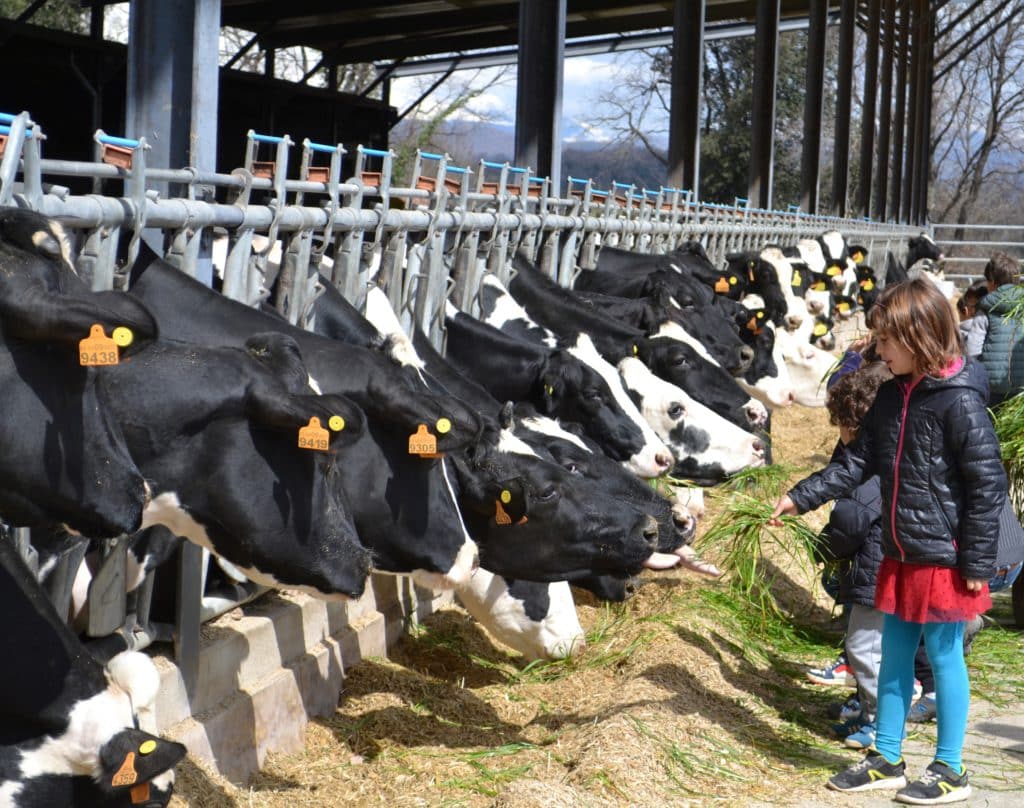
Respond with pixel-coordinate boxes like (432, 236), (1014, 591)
(714, 276), (729, 293)
(298, 417), (330, 451)
(79, 324), (120, 366)
(130, 782), (151, 804)
(746, 316), (758, 332)
(112, 752), (138, 787)
(495, 499), (512, 525)
(791, 269), (802, 287)
(409, 424), (442, 458)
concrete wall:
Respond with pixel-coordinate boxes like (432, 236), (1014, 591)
(151, 574), (453, 783)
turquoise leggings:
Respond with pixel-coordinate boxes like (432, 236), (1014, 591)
(875, 614), (968, 771)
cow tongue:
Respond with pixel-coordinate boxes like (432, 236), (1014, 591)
(642, 552), (681, 570)
(673, 544), (722, 577)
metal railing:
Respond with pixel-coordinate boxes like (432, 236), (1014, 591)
(0, 107), (920, 691)
(932, 222), (1024, 285)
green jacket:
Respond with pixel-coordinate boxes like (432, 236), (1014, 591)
(979, 283), (1024, 397)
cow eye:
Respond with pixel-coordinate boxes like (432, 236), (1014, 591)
(668, 403), (685, 420)
(582, 388), (602, 401)
(536, 487), (558, 502)
(670, 354), (689, 368)
(564, 462), (581, 474)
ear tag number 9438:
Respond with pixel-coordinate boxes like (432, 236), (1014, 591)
(80, 324), (121, 366)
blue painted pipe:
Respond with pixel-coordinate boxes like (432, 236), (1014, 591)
(0, 113), (18, 124)
(567, 177), (589, 185)
(529, 176), (545, 183)
(419, 151), (445, 161)
(360, 147), (391, 158)
(445, 165), (469, 174)
(480, 160), (506, 169)
(97, 134), (140, 149)
(0, 125), (33, 139)
(250, 132), (286, 144)
(305, 141), (338, 154)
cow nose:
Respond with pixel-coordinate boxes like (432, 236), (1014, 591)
(806, 299), (824, 315)
(642, 515), (659, 547)
(739, 345), (754, 364)
(752, 438), (766, 456)
(142, 481), (153, 506)
(785, 313), (804, 330)
(655, 452), (673, 472)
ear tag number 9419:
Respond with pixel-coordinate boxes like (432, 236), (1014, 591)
(298, 417), (330, 451)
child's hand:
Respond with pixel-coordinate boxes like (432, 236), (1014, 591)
(768, 495), (797, 526)
(965, 578), (986, 592)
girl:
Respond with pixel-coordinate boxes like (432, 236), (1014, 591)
(771, 277), (1005, 805)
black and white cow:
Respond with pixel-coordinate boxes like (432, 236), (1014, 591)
(122, 246), (486, 590)
(443, 305), (673, 478)
(508, 257), (772, 431)
(477, 272), (770, 471)
(0, 208), (155, 538)
(0, 540), (186, 807)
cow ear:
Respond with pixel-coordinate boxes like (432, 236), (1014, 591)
(99, 728), (186, 791)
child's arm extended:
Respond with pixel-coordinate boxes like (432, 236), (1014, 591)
(947, 392), (1005, 583)
(771, 428), (874, 524)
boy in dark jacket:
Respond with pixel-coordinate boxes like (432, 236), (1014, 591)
(818, 360), (892, 749)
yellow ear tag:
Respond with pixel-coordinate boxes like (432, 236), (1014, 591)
(838, 302), (851, 313)
(139, 740), (157, 755)
(852, 250), (864, 263)
(748, 260), (756, 269)
(436, 417), (452, 434)
(545, 385), (554, 396)
(328, 415), (345, 432)
(632, 344), (639, 356)
(811, 281), (827, 291)
(714, 276), (729, 293)
(756, 311), (764, 319)
(500, 489), (512, 504)
(112, 752), (138, 787)
(495, 499), (512, 525)
(791, 269), (802, 287)
(827, 265), (841, 276)
(729, 276), (738, 286)
(298, 417), (330, 451)
(860, 279), (874, 291)
(408, 424), (440, 457)
(813, 322), (828, 336)
(79, 324), (119, 366)
(130, 782), (151, 804)
(112, 326), (134, 347)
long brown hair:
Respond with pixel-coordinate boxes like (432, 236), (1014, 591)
(866, 278), (961, 376)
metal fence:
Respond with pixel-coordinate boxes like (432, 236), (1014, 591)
(0, 107), (920, 692)
(932, 223), (1024, 286)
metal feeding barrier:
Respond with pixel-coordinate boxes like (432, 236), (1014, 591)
(0, 107), (919, 690)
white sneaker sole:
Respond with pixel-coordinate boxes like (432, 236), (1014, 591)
(827, 775), (907, 792)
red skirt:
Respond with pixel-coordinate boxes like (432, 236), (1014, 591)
(874, 557), (992, 623)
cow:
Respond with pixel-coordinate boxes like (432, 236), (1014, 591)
(306, 281), (667, 583)
(121, 245), (488, 590)
(884, 233), (944, 287)
(443, 305), (673, 478)
(504, 257), (772, 431)
(0, 539), (186, 807)
(0, 208), (156, 538)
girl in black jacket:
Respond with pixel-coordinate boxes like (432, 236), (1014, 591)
(771, 278), (1006, 804)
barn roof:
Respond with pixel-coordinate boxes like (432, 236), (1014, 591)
(216, 0), (841, 64)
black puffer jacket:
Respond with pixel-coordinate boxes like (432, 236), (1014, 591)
(790, 358), (1005, 581)
(819, 446), (884, 607)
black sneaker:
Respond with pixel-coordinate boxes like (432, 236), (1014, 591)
(895, 761), (971, 804)
(826, 752), (907, 792)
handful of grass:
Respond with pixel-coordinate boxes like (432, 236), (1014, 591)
(993, 393), (1024, 514)
(696, 466), (823, 623)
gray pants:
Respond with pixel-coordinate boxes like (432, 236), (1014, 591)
(844, 603), (885, 723)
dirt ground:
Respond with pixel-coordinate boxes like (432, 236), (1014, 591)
(168, 401), (1024, 807)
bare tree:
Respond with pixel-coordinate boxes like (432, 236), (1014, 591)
(930, 4), (1024, 238)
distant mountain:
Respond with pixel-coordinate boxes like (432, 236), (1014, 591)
(392, 117), (669, 190)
